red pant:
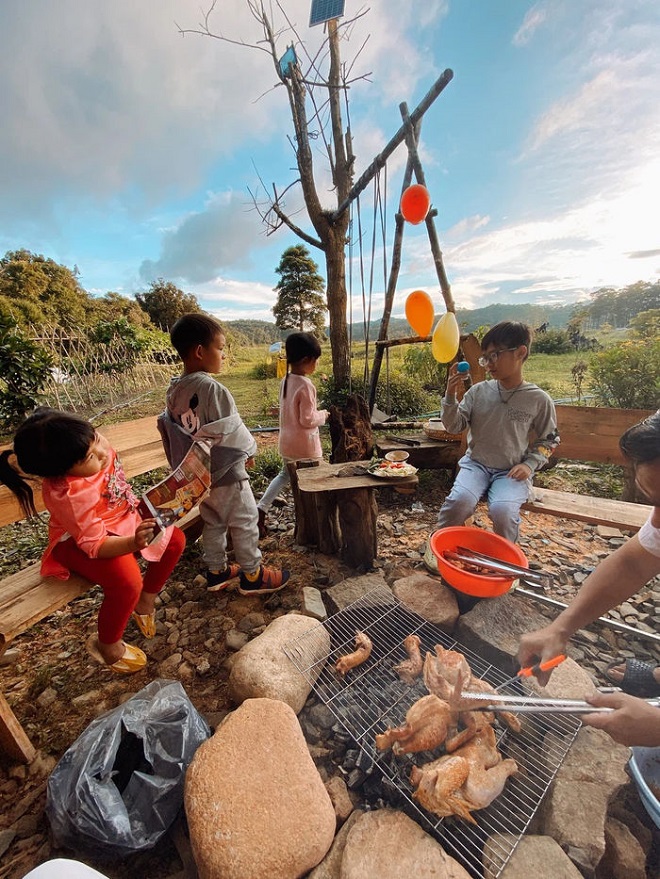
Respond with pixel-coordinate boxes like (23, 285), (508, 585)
(52, 528), (186, 644)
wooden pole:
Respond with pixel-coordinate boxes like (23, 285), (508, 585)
(331, 70), (453, 222)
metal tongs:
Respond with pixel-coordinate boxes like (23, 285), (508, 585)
(442, 546), (552, 588)
(459, 690), (660, 715)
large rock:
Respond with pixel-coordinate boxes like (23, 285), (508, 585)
(456, 593), (565, 674)
(540, 727), (629, 878)
(185, 698), (336, 879)
(391, 572), (459, 630)
(525, 657), (597, 700)
(324, 573), (392, 614)
(600, 817), (648, 879)
(339, 809), (471, 878)
(228, 613), (329, 713)
(484, 834), (583, 879)
(307, 810), (364, 879)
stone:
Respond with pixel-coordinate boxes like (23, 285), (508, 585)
(484, 834), (583, 879)
(540, 727), (629, 877)
(457, 593), (556, 674)
(302, 586), (328, 621)
(324, 572), (392, 614)
(596, 525), (623, 539)
(185, 698), (335, 879)
(391, 572), (460, 631)
(307, 810), (363, 879)
(228, 613), (330, 713)
(600, 817), (648, 879)
(36, 687), (58, 709)
(324, 774), (354, 824)
(340, 809), (471, 878)
(525, 657), (597, 700)
(0, 829), (16, 859)
(225, 629), (250, 651)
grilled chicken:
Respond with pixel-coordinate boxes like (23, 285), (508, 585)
(393, 634), (424, 684)
(375, 694), (477, 755)
(335, 631), (373, 676)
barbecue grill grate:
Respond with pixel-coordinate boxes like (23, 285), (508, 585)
(284, 585), (581, 878)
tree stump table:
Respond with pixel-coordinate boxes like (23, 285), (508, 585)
(374, 433), (463, 475)
(289, 460), (418, 569)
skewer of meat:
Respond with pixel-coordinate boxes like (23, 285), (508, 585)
(335, 631), (373, 675)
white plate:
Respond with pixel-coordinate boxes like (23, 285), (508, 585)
(368, 463), (418, 479)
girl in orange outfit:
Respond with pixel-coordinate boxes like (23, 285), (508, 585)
(0, 408), (185, 673)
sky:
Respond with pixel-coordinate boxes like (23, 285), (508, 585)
(1, 0), (659, 324)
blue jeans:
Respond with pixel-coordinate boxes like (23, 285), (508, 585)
(437, 455), (531, 543)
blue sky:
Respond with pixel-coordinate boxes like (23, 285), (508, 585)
(1, 1), (658, 324)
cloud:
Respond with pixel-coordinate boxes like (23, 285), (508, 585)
(627, 249), (660, 260)
(139, 192), (266, 284)
(512, 4), (548, 47)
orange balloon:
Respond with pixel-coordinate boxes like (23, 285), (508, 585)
(405, 290), (435, 337)
(400, 184), (431, 224)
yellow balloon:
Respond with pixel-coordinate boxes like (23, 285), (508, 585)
(431, 312), (460, 363)
(405, 290), (435, 337)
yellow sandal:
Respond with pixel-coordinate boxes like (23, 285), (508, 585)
(132, 610), (157, 639)
(87, 636), (147, 675)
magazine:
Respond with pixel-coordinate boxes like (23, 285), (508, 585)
(138, 440), (211, 532)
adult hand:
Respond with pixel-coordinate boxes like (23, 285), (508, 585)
(508, 463), (533, 481)
(517, 624), (568, 686)
(134, 518), (157, 550)
(581, 690), (660, 747)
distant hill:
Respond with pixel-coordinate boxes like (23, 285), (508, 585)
(226, 303), (582, 345)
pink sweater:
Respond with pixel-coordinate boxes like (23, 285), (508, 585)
(278, 374), (327, 460)
(41, 449), (173, 579)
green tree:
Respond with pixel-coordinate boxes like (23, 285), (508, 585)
(628, 308), (660, 339)
(0, 316), (53, 427)
(0, 249), (91, 328)
(272, 245), (327, 337)
(135, 279), (200, 331)
(88, 291), (155, 329)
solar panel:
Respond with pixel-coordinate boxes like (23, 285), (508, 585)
(309, 0), (346, 27)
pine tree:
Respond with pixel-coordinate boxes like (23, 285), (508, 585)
(272, 245), (326, 337)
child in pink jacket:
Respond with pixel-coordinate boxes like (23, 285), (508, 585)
(257, 332), (328, 536)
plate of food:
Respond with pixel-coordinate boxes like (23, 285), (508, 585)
(368, 459), (418, 479)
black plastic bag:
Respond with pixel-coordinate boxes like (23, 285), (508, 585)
(46, 679), (210, 859)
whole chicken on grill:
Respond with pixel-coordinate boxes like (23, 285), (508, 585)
(411, 723), (518, 824)
(393, 634), (424, 684)
(375, 693), (477, 755)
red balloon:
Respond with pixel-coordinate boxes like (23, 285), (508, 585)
(400, 184), (431, 225)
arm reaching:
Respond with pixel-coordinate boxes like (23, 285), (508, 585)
(581, 691), (660, 747)
(518, 533), (660, 683)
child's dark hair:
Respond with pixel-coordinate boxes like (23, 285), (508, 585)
(0, 408), (96, 517)
(619, 411), (660, 464)
(170, 313), (225, 359)
(283, 332), (322, 398)
(481, 321), (533, 360)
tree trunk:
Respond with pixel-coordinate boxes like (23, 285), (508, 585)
(328, 393), (374, 463)
(324, 225), (351, 386)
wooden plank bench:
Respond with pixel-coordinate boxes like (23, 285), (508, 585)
(0, 416), (202, 763)
(291, 459), (419, 569)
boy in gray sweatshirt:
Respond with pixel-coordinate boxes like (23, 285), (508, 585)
(438, 321), (559, 542)
(159, 313), (289, 595)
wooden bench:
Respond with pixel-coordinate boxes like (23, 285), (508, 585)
(375, 406), (655, 532)
(0, 416), (202, 763)
(290, 460), (418, 569)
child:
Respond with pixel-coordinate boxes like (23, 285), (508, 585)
(0, 409), (186, 674)
(437, 321), (560, 543)
(159, 313), (289, 595)
(257, 332), (328, 536)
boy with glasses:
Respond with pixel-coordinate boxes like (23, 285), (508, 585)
(437, 321), (559, 543)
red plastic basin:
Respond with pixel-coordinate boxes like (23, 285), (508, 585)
(429, 526), (528, 597)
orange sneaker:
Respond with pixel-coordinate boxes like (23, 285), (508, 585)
(206, 563), (241, 592)
(238, 565), (290, 596)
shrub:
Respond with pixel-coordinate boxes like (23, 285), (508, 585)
(589, 340), (660, 409)
(0, 317), (53, 427)
(402, 344), (447, 389)
(532, 329), (573, 355)
(249, 447), (283, 494)
(319, 369), (434, 416)
(250, 360), (278, 380)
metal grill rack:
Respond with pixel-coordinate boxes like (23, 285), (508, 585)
(284, 585), (581, 879)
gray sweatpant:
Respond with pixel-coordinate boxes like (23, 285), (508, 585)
(200, 479), (262, 574)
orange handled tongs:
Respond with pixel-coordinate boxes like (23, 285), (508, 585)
(492, 654), (567, 692)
